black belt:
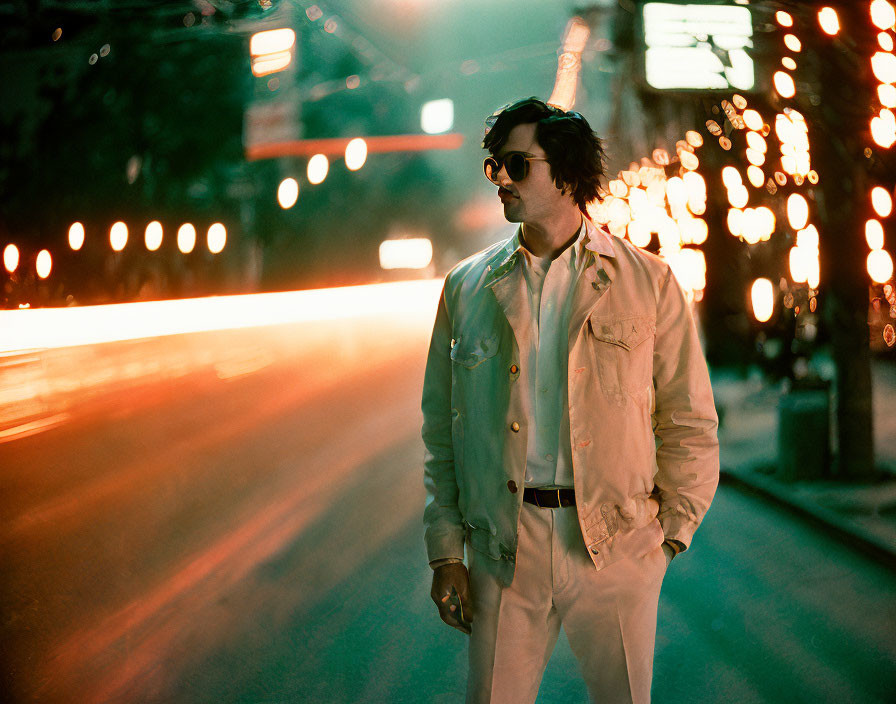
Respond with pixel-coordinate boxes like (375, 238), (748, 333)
(523, 487), (576, 508)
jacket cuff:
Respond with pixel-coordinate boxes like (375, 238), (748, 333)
(430, 557), (464, 570)
(657, 507), (701, 552)
(425, 527), (466, 565)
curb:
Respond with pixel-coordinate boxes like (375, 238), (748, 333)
(720, 468), (896, 573)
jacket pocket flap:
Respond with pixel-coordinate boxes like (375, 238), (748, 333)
(588, 314), (656, 351)
(450, 335), (499, 368)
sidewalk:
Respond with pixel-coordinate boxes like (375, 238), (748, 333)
(711, 359), (896, 571)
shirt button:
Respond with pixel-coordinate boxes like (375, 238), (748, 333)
(507, 480), (518, 494)
(510, 364), (519, 374)
(510, 421), (520, 432)
(546, 454), (554, 462)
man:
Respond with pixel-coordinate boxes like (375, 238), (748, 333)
(421, 97), (719, 704)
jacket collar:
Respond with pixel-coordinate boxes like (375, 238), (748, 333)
(483, 229), (524, 288)
(484, 216), (616, 288)
(582, 218), (616, 260)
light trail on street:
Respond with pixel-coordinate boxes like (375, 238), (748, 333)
(0, 279), (442, 353)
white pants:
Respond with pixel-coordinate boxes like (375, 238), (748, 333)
(466, 502), (667, 704)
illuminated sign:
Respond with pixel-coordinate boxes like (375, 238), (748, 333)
(643, 3), (754, 90)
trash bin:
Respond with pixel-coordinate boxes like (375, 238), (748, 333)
(777, 380), (831, 481)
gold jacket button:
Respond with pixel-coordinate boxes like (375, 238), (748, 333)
(507, 480), (518, 494)
(590, 547), (600, 555)
(510, 364), (519, 374)
(510, 421), (520, 432)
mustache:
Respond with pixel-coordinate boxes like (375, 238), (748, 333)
(498, 187), (518, 198)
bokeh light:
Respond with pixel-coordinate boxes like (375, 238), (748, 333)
(747, 165), (765, 188)
(307, 154), (329, 185)
(3, 244), (19, 273)
(870, 0), (896, 31)
(177, 224), (196, 254)
(379, 238), (433, 270)
(751, 278), (774, 322)
(868, 249), (894, 283)
(775, 10), (793, 27)
(871, 52), (896, 83)
(870, 108), (896, 147)
(145, 221), (163, 251)
(787, 193), (810, 230)
(774, 71), (796, 98)
(207, 223), (226, 254)
(783, 34), (802, 52)
(344, 138), (368, 171)
(866, 219), (885, 250)
(420, 98), (455, 135)
(277, 177), (299, 208)
(871, 186), (893, 216)
(110, 221), (128, 252)
(36, 249), (52, 279)
(818, 7), (840, 35)
(879, 84), (896, 108)
(68, 222), (85, 251)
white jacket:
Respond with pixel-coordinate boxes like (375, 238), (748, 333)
(422, 219), (719, 586)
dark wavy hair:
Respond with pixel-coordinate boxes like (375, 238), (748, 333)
(481, 97), (606, 213)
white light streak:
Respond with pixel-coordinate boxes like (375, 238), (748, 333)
(0, 280), (444, 354)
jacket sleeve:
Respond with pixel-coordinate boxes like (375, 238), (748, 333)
(422, 284), (466, 564)
(651, 265), (719, 552)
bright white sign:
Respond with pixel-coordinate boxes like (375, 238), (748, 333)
(643, 3), (754, 90)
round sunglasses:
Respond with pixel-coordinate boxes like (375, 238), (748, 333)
(483, 151), (548, 183)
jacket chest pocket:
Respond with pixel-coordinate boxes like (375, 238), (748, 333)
(587, 314), (656, 401)
(450, 334), (499, 369)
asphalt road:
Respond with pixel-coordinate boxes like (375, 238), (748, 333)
(1, 323), (894, 704)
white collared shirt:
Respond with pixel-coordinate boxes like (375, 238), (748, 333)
(518, 219), (589, 489)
